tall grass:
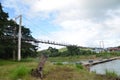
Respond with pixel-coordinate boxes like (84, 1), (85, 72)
(105, 69), (118, 77)
(96, 52), (120, 59)
(0, 59), (16, 66)
(75, 63), (84, 69)
(10, 65), (30, 80)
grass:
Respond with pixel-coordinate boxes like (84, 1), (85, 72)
(0, 57), (120, 80)
(96, 52), (120, 59)
(75, 63), (84, 69)
(48, 53), (120, 62)
(105, 69), (118, 77)
(0, 59), (37, 80)
(43, 63), (97, 80)
(54, 62), (63, 65)
(48, 55), (98, 62)
(10, 65), (30, 80)
(0, 59), (16, 66)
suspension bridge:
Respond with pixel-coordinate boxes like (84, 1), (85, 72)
(0, 35), (84, 48)
(0, 15), (86, 61)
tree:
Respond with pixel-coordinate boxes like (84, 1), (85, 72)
(47, 47), (60, 57)
(0, 3), (10, 58)
(66, 45), (80, 56)
(0, 3), (38, 59)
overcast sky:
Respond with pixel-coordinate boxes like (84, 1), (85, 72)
(1, 0), (120, 50)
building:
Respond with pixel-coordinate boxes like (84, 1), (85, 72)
(107, 47), (120, 52)
(91, 48), (105, 53)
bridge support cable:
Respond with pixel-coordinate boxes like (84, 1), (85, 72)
(0, 36), (84, 48)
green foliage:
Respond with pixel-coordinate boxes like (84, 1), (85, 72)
(115, 52), (120, 56)
(0, 3), (38, 59)
(67, 45), (80, 56)
(10, 65), (30, 80)
(38, 46), (95, 57)
(96, 52), (120, 59)
(47, 47), (60, 57)
(75, 63), (83, 69)
(38, 46), (120, 58)
(96, 52), (111, 59)
(105, 69), (118, 77)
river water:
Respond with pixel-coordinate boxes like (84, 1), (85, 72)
(90, 60), (120, 75)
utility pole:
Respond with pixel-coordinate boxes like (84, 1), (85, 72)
(100, 41), (104, 53)
(102, 41), (104, 49)
(99, 41), (102, 49)
(100, 41), (104, 49)
(15, 15), (22, 61)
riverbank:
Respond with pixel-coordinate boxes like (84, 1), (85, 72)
(83, 56), (120, 66)
(1, 58), (120, 80)
(48, 53), (120, 62)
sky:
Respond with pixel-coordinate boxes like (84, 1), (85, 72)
(0, 0), (120, 50)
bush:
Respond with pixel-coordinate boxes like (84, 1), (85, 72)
(10, 65), (30, 80)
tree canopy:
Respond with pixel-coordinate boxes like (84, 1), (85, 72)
(0, 3), (38, 59)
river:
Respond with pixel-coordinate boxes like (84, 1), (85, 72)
(90, 60), (120, 75)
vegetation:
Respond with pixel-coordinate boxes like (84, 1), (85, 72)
(0, 3), (38, 60)
(0, 2), (120, 80)
(38, 46), (120, 62)
(96, 52), (120, 59)
(38, 46), (95, 57)
(10, 65), (30, 80)
(75, 63), (84, 69)
(0, 59), (119, 80)
(105, 69), (118, 78)
(48, 55), (97, 62)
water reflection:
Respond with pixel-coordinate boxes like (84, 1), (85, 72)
(90, 60), (120, 75)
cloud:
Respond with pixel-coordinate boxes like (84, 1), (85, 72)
(2, 0), (120, 19)
(1, 0), (120, 49)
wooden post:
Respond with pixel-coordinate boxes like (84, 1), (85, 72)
(31, 54), (48, 79)
(37, 54), (48, 78)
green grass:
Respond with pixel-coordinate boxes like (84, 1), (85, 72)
(48, 52), (120, 62)
(10, 65), (30, 80)
(0, 57), (119, 80)
(75, 63), (84, 69)
(0, 59), (37, 80)
(48, 55), (98, 62)
(54, 62), (63, 65)
(0, 59), (16, 66)
(96, 52), (120, 59)
(105, 69), (118, 77)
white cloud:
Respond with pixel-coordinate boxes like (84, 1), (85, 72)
(2, 0), (120, 49)
(50, 20), (103, 46)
